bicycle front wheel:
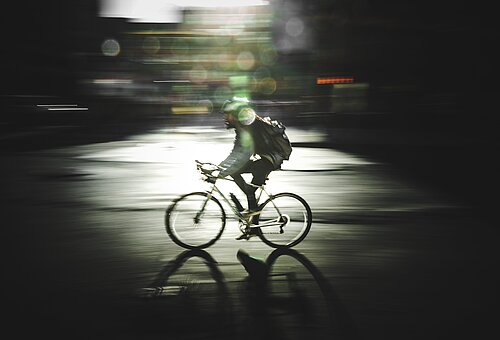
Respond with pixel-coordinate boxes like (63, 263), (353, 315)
(257, 192), (312, 248)
(165, 192), (226, 249)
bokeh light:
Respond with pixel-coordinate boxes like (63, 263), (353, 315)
(237, 51), (256, 71)
(101, 38), (120, 57)
(142, 37), (161, 55)
(285, 17), (304, 37)
(259, 77), (277, 95)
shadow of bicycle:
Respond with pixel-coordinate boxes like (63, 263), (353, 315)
(131, 248), (358, 340)
(131, 249), (236, 339)
(238, 247), (360, 340)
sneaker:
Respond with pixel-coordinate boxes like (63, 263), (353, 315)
(235, 227), (260, 240)
(235, 233), (251, 240)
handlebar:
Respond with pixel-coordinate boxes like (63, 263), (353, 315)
(195, 160), (226, 183)
(195, 160), (223, 171)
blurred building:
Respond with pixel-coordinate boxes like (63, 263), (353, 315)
(2, 1), (495, 143)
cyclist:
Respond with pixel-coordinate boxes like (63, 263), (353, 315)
(213, 97), (285, 239)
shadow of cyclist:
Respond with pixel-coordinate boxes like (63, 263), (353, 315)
(237, 248), (360, 340)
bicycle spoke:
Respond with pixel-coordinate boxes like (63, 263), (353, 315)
(257, 193), (312, 248)
(166, 192), (226, 249)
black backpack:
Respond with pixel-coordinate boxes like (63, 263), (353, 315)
(254, 115), (292, 160)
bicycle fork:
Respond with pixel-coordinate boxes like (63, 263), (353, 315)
(194, 186), (216, 224)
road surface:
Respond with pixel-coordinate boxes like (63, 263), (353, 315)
(2, 123), (497, 339)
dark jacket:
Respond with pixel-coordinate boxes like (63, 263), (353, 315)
(219, 122), (283, 177)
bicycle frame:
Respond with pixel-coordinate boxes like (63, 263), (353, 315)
(195, 160), (287, 230)
(203, 178), (286, 230)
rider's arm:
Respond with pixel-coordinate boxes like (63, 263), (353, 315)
(218, 128), (254, 177)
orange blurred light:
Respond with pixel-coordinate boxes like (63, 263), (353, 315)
(316, 77), (354, 85)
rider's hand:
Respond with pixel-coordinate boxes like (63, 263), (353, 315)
(206, 176), (217, 184)
(205, 169), (222, 183)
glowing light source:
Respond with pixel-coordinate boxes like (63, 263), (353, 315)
(316, 77), (354, 85)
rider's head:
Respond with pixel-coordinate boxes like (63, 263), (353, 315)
(220, 97), (256, 129)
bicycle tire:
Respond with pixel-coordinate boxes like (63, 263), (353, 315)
(256, 192), (312, 248)
(165, 192), (226, 249)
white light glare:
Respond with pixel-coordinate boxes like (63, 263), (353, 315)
(181, 0), (269, 7)
(99, 0), (269, 23)
(36, 104), (89, 111)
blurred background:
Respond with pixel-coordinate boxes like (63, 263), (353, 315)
(1, 0), (496, 206)
(2, 1), (495, 123)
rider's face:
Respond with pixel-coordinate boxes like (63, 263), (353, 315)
(223, 113), (237, 129)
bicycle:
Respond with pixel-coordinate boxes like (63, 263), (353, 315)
(165, 160), (313, 249)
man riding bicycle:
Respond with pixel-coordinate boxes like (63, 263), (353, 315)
(211, 97), (285, 239)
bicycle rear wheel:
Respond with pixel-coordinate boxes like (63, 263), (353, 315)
(256, 192), (312, 248)
(165, 192), (226, 249)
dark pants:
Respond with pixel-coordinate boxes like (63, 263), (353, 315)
(230, 158), (274, 210)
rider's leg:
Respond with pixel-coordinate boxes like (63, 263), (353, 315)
(247, 159), (274, 210)
(232, 172), (260, 239)
(233, 161), (272, 238)
(231, 159), (273, 211)
(232, 174), (258, 210)
(231, 172), (256, 209)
